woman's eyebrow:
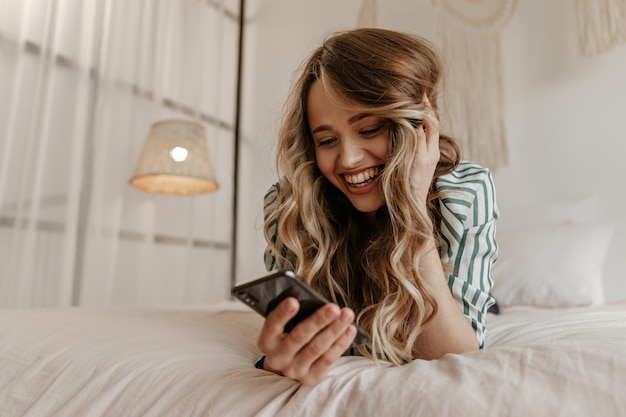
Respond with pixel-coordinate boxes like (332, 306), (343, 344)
(311, 113), (374, 135)
(348, 113), (373, 124)
(311, 124), (332, 135)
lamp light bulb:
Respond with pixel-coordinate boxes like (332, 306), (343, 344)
(170, 146), (188, 162)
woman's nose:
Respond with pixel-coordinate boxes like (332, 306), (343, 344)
(339, 139), (364, 168)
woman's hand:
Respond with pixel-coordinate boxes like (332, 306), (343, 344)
(410, 94), (440, 202)
(256, 297), (357, 386)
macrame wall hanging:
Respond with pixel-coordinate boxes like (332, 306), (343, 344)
(433, 0), (516, 171)
(357, 0), (378, 28)
(575, 0), (626, 56)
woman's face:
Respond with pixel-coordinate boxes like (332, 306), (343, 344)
(307, 80), (389, 214)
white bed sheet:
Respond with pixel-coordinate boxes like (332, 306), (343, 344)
(0, 301), (625, 417)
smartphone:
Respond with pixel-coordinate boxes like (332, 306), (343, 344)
(232, 270), (370, 348)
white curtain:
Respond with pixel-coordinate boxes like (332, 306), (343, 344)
(0, 0), (240, 308)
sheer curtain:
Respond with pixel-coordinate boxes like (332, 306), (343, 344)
(0, 0), (240, 308)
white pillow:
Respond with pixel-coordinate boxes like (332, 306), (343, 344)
(492, 222), (614, 308)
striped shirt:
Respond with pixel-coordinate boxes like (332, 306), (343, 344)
(263, 160), (499, 348)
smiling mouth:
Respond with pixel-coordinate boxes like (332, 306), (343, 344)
(343, 166), (382, 188)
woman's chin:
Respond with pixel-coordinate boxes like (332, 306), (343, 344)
(346, 195), (385, 214)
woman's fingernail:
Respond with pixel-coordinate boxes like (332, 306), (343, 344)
(284, 298), (298, 313)
(325, 304), (339, 319)
(340, 309), (353, 323)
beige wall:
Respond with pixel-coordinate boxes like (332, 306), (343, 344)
(237, 0), (626, 302)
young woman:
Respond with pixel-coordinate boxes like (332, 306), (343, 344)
(258, 28), (498, 386)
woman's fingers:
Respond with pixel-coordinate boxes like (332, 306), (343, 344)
(275, 307), (357, 385)
(258, 303), (357, 385)
(299, 324), (358, 386)
(417, 114), (438, 151)
(420, 93), (439, 148)
(421, 112), (440, 165)
(294, 307), (354, 362)
(257, 297), (300, 351)
(411, 94), (441, 200)
(283, 304), (341, 350)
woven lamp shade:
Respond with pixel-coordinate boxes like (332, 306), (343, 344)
(130, 120), (218, 195)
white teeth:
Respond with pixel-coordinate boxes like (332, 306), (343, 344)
(345, 167), (380, 187)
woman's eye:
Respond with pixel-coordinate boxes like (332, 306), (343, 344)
(317, 138), (336, 147)
(360, 126), (382, 137)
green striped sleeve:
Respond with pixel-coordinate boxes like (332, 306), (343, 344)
(436, 161), (499, 348)
(263, 183), (280, 271)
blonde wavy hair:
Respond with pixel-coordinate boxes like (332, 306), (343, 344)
(264, 28), (461, 365)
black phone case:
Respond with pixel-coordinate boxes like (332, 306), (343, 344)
(232, 270), (370, 347)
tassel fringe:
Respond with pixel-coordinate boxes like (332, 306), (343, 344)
(576, 0), (626, 55)
(433, 0), (515, 171)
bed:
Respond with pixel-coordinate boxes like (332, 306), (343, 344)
(0, 301), (625, 417)
(1, 195), (625, 416)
